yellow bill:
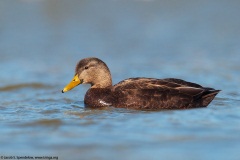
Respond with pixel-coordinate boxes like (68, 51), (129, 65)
(62, 74), (82, 93)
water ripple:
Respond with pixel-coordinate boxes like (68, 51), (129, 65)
(21, 119), (63, 127)
(0, 83), (52, 91)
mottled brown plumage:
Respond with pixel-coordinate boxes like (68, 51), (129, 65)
(62, 57), (220, 110)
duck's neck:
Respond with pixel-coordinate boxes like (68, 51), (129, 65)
(91, 71), (112, 88)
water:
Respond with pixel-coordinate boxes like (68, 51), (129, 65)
(0, 0), (240, 159)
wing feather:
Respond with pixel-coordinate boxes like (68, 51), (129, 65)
(113, 77), (203, 91)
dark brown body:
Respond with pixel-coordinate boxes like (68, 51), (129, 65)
(62, 57), (220, 110)
(84, 78), (220, 110)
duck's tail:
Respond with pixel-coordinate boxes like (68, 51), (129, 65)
(200, 89), (221, 107)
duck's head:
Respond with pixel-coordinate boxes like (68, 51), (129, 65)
(62, 57), (112, 93)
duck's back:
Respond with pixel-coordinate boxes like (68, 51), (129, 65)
(111, 78), (220, 110)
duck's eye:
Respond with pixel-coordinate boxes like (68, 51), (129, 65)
(84, 66), (89, 70)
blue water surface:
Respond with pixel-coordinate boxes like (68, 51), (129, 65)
(0, 0), (240, 160)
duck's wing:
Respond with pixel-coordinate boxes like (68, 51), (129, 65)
(112, 78), (220, 109)
(163, 78), (203, 88)
(113, 77), (205, 97)
(113, 78), (176, 90)
(113, 77), (204, 90)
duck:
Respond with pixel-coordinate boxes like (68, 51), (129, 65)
(62, 57), (220, 110)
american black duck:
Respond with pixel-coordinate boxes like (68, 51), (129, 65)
(62, 57), (220, 110)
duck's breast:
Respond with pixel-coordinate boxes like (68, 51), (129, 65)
(84, 88), (114, 107)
